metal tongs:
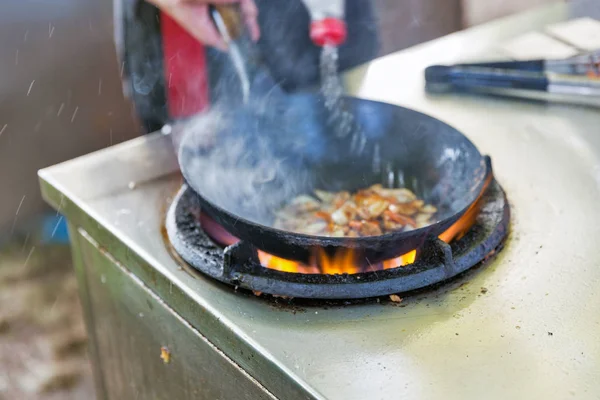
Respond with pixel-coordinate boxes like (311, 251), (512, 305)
(425, 51), (600, 100)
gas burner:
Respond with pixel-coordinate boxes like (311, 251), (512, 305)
(165, 175), (510, 299)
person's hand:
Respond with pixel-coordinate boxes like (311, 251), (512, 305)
(147, 0), (260, 51)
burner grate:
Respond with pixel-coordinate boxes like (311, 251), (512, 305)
(166, 180), (510, 299)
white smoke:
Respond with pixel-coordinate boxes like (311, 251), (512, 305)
(174, 103), (314, 227)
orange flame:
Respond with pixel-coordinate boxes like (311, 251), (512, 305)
(258, 248), (417, 275)
(257, 251), (320, 274)
(382, 250), (417, 269)
(439, 171), (492, 243)
(257, 174), (492, 275)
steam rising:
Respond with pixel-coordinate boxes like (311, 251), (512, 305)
(176, 99), (317, 227)
(173, 95), (487, 234)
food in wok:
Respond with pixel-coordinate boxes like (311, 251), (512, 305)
(274, 184), (437, 237)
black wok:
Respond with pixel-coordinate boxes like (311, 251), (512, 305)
(178, 95), (487, 265)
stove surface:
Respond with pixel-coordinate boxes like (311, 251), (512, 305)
(40, 4), (600, 400)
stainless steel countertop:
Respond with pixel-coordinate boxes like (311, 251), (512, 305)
(40, 4), (600, 399)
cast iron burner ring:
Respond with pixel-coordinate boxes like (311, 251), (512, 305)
(165, 173), (510, 300)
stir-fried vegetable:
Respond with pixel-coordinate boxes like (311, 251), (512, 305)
(274, 184), (437, 237)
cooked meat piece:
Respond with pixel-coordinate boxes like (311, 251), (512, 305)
(274, 186), (437, 237)
(420, 204), (438, 214)
(384, 210), (416, 228)
(314, 190), (336, 203)
(358, 221), (382, 236)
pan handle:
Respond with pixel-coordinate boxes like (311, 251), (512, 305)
(211, 4), (245, 44)
(160, 6), (251, 136)
(210, 4), (253, 103)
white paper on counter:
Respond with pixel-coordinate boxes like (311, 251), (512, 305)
(498, 31), (579, 60)
(546, 17), (600, 52)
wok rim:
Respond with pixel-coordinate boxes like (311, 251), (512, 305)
(178, 98), (488, 247)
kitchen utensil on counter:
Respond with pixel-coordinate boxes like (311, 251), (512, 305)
(425, 64), (600, 98)
(444, 50), (600, 76)
(425, 48), (600, 103)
